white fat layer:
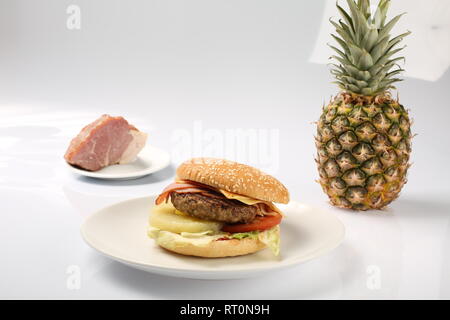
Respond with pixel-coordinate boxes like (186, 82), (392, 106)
(119, 130), (147, 164)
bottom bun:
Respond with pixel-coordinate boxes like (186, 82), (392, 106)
(159, 238), (267, 258)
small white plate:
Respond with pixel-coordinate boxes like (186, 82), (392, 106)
(67, 145), (171, 180)
(81, 196), (345, 279)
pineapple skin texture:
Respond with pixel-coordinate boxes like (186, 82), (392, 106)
(316, 92), (412, 210)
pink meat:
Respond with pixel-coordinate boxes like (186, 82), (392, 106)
(64, 115), (147, 171)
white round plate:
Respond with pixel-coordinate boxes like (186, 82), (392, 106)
(81, 196), (345, 279)
(67, 146), (171, 180)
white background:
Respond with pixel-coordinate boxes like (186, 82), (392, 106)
(1, 0), (450, 299)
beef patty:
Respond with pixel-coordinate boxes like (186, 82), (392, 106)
(170, 192), (258, 224)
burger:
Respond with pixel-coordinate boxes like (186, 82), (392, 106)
(147, 158), (289, 258)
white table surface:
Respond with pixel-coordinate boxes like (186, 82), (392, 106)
(1, 0), (450, 299)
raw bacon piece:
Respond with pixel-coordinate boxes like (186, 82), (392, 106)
(154, 181), (216, 205)
(64, 114), (147, 171)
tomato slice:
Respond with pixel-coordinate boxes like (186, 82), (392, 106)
(221, 214), (282, 233)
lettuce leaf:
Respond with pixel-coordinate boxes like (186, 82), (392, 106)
(257, 226), (280, 256)
(180, 230), (217, 238)
(148, 227), (226, 248)
(229, 231), (260, 240)
(148, 225), (281, 256)
(225, 227), (280, 256)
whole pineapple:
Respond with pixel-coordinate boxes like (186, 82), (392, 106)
(316, 0), (412, 210)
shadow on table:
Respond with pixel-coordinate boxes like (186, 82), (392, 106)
(441, 219), (450, 299)
(331, 196), (450, 220)
(73, 164), (176, 186)
(91, 243), (360, 299)
(389, 196), (450, 298)
(386, 196), (450, 220)
(63, 164), (176, 218)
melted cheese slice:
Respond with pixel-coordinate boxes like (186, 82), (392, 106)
(218, 189), (282, 215)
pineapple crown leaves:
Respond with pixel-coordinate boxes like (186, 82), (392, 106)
(328, 0), (410, 96)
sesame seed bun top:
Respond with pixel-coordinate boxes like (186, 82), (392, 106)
(176, 158), (290, 204)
